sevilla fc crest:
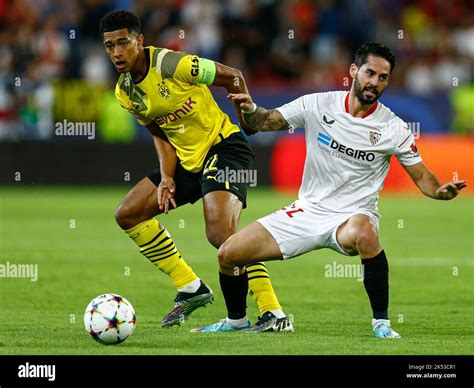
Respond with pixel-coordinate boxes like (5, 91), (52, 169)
(369, 130), (381, 145)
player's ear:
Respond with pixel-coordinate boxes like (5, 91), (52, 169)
(137, 33), (144, 48)
(349, 63), (357, 79)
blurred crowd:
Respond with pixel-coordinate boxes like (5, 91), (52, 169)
(0, 0), (473, 140)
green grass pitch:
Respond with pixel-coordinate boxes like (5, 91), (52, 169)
(0, 186), (472, 355)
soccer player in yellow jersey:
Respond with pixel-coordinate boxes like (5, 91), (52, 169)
(99, 10), (293, 332)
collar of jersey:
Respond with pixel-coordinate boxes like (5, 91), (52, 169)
(132, 47), (151, 85)
(344, 92), (378, 119)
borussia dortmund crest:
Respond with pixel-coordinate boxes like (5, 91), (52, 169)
(369, 130), (381, 145)
(158, 83), (171, 100)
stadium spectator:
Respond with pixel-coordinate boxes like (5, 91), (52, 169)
(1, 0), (472, 140)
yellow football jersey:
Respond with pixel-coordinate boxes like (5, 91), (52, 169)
(115, 46), (240, 173)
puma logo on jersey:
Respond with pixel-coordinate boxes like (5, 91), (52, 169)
(322, 115), (335, 126)
(155, 97), (197, 126)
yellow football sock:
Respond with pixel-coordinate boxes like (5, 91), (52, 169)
(125, 218), (197, 289)
(247, 262), (282, 315)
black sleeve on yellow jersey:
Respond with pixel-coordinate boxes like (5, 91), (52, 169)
(161, 51), (216, 85)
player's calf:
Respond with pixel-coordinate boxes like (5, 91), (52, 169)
(217, 227), (294, 332)
(361, 250), (390, 320)
(337, 214), (392, 328)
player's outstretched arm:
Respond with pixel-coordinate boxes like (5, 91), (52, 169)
(227, 93), (290, 132)
(146, 122), (178, 213)
(211, 63), (255, 135)
(403, 162), (467, 200)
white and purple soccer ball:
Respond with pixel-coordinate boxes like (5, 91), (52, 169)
(84, 293), (136, 345)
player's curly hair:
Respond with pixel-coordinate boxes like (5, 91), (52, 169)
(354, 43), (396, 73)
(99, 10), (141, 36)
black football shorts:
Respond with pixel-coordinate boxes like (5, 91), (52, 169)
(147, 131), (254, 208)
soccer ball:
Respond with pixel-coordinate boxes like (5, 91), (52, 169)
(84, 293), (136, 345)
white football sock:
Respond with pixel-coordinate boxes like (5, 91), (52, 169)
(271, 309), (286, 319)
(178, 278), (201, 293)
(226, 317), (249, 327)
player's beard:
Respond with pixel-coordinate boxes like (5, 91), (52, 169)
(354, 75), (381, 105)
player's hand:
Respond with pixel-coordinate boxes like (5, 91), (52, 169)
(157, 176), (177, 214)
(228, 93), (254, 112)
(435, 180), (467, 200)
(227, 93), (258, 136)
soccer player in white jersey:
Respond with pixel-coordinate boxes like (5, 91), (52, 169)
(192, 43), (467, 336)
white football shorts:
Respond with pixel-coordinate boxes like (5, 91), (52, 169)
(257, 199), (380, 259)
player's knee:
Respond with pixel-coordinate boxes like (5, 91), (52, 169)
(206, 225), (235, 249)
(354, 224), (379, 254)
(114, 202), (139, 230)
(114, 204), (129, 229)
(217, 241), (238, 271)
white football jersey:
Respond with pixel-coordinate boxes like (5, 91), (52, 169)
(276, 91), (422, 215)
